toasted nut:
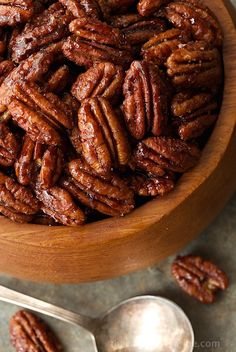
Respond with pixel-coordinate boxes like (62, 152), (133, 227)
(78, 97), (130, 175)
(0, 0), (34, 26)
(172, 255), (229, 303)
(138, 0), (170, 17)
(10, 310), (61, 351)
(61, 158), (135, 216)
(123, 60), (169, 140)
(129, 172), (175, 196)
(0, 123), (20, 166)
(71, 62), (124, 103)
(59, 0), (103, 19)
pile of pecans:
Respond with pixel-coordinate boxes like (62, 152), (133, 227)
(0, 0), (223, 226)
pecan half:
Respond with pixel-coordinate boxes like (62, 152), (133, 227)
(129, 172), (175, 196)
(0, 60), (15, 85)
(165, 0), (223, 47)
(10, 310), (61, 352)
(15, 134), (64, 188)
(171, 91), (218, 140)
(123, 60), (169, 140)
(166, 41), (222, 89)
(35, 184), (85, 226)
(71, 62), (124, 103)
(10, 2), (73, 63)
(62, 35), (133, 68)
(8, 81), (73, 145)
(78, 97), (130, 175)
(59, 0), (103, 19)
(0, 171), (39, 223)
(0, 0), (34, 26)
(69, 127), (82, 155)
(44, 65), (70, 94)
(132, 136), (201, 175)
(61, 158), (135, 216)
(142, 28), (190, 65)
(0, 123), (20, 166)
(138, 0), (170, 17)
(172, 255), (229, 303)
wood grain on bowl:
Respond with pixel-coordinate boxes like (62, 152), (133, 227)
(0, 0), (235, 283)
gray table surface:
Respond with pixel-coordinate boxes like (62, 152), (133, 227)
(0, 1), (236, 351)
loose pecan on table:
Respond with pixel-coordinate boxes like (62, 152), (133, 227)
(171, 91), (218, 140)
(166, 41), (222, 89)
(15, 134), (64, 188)
(0, 171), (39, 223)
(8, 81), (74, 145)
(0, 0), (34, 27)
(60, 158), (135, 216)
(172, 255), (229, 303)
(132, 136), (201, 175)
(0, 122), (20, 166)
(165, 0), (223, 47)
(142, 28), (190, 65)
(71, 61), (124, 103)
(78, 97), (130, 175)
(35, 184), (85, 226)
(10, 310), (61, 352)
(123, 60), (169, 140)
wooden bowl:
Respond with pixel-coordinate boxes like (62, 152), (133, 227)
(0, 0), (235, 283)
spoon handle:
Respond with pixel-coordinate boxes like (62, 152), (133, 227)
(0, 285), (96, 333)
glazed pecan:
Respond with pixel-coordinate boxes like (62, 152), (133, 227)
(35, 184), (85, 226)
(172, 255), (229, 303)
(8, 81), (73, 145)
(62, 35), (133, 68)
(69, 127), (82, 155)
(142, 28), (190, 65)
(123, 60), (169, 140)
(0, 123), (20, 166)
(165, 0), (223, 47)
(71, 62), (124, 103)
(0, 60), (14, 85)
(15, 134), (64, 188)
(10, 2), (73, 63)
(59, 0), (103, 19)
(44, 65), (70, 94)
(129, 172), (175, 196)
(10, 310), (61, 352)
(0, 0), (34, 26)
(78, 97), (130, 175)
(171, 91), (218, 140)
(132, 136), (201, 175)
(61, 158), (135, 216)
(166, 41), (222, 89)
(138, 0), (170, 17)
(0, 171), (39, 223)
(120, 17), (167, 46)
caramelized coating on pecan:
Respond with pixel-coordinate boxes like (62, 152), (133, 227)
(0, 0), (34, 26)
(8, 81), (73, 145)
(0, 122), (20, 166)
(171, 91), (218, 140)
(59, 0), (103, 19)
(172, 255), (229, 303)
(62, 35), (133, 68)
(166, 41), (222, 89)
(71, 62), (124, 103)
(132, 136), (201, 175)
(123, 60), (169, 140)
(15, 134), (64, 188)
(69, 127), (82, 155)
(0, 171), (39, 223)
(61, 158), (135, 216)
(78, 97), (130, 175)
(142, 28), (190, 65)
(0, 60), (15, 85)
(69, 17), (126, 48)
(129, 172), (175, 196)
(10, 310), (61, 352)
(10, 3), (73, 63)
(165, 0), (223, 47)
(36, 184), (85, 226)
(45, 65), (70, 94)
(138, 0), (170, 17)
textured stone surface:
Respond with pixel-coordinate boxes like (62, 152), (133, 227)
(0, 1), (236, 350)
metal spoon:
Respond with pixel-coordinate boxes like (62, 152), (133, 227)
(0, 285), (194, 352)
